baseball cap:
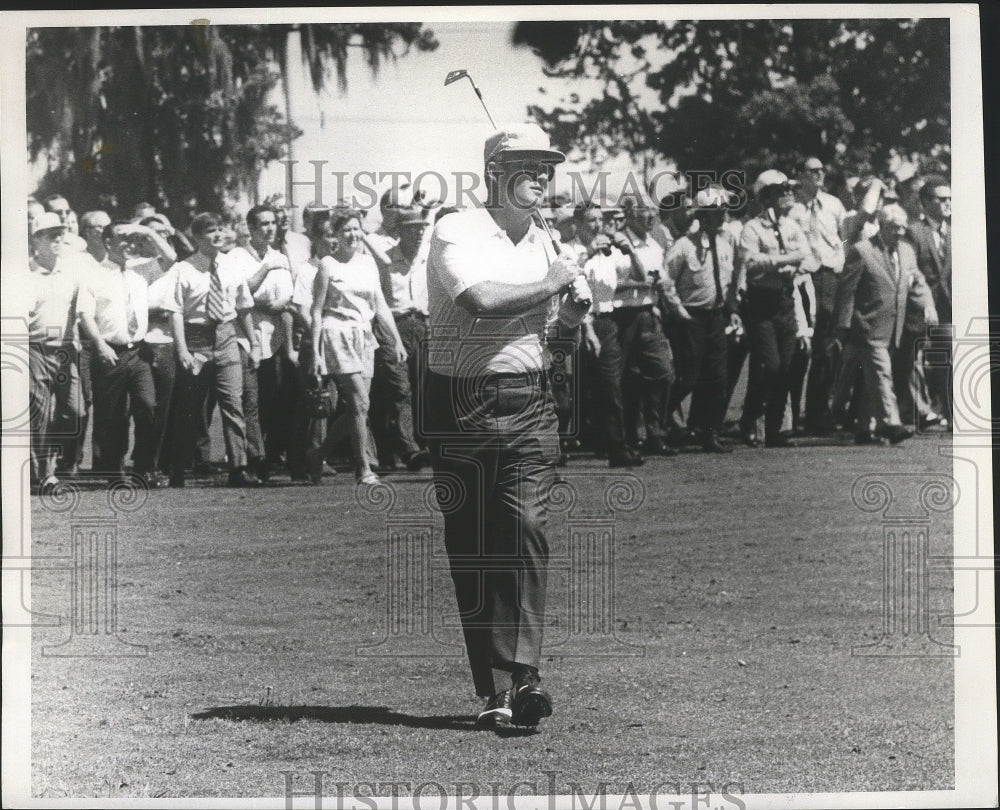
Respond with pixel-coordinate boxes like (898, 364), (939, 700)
(31, 212), (68, 235)
(484, 123), (566, 166)
(753, 170), (791, 195)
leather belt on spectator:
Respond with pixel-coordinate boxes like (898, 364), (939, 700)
(394, 310), (427, 321)
(107, 341), (141, 353)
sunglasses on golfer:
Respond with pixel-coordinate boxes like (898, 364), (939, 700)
(500, 160), (556, 181)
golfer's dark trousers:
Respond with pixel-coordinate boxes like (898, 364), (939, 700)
(668, 306), (729, 434)
(593, 306), (673, 453)
(90, 343), (157, 475)
(740, 285), (798, 440)
(424, 369), (559, 698)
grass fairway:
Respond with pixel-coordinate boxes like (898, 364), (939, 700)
(29, 432), (955, 800)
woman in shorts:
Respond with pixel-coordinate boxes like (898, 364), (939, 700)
(308, 210), (406, 484)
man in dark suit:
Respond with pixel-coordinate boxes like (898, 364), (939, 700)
(905, 175), (952, 426)
(834, 204), (936, 445)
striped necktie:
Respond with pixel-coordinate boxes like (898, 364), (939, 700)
(709, 232), (724, 307)
(124, 272), (139, 339)
(206, 258), (227, 323)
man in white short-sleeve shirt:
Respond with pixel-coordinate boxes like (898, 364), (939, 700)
(227, 204), (295, 481)
(424, 123), (589, 732)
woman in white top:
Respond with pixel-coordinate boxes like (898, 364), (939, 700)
(308, 211), (406, 484)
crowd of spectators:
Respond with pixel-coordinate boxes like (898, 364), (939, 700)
(22, 154), (951, 494)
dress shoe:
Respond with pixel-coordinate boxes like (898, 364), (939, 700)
(854, 431), (880, 445)
(404, 449), (431, 472)
(34, 475), (60, 496)
(227, 468), (260, 488)
(740, 430), (761, 448)
(803, 419), (836, 436)
(255, 459), (272, 485)
(168, 474), (185, 488)
(138, 471), (164, 489)
(476, 690), (513, 729)
(764, 434), (796, 448)
(876, 423), (914, 445)
(511, 670), (552, 727)
(919, 412), (942, 430)
(608, 449), (644, 468)
(701, 433), (732, 454)
(644, 437), (678, 457)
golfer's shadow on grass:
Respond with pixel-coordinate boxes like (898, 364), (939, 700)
(191, 705), (537, 735)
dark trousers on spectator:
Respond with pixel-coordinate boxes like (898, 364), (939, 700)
(258, 352), (296, 466)
(171, 322), (247, 476)
(90, 344), (157, 475)
(240, 345), (263, 466)
(893, 329), (933, 426)
(548, 321), (578, 441)
(370, 316), (421, 466)
(29, 343), (82, 483)
(923, 291), (952, 422)
(594, 306), (673, 454)
(144, 342), (176, 472)
(669, 307), (729, 435)
(788, 340), (810, 431)
(396, 311), (430, 447)
(425, 369), (558, 698)
(59, 343), (90, 472)
(804, 266), (839, 429)
(741, 288), (798, 440)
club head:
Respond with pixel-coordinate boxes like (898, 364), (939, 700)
(444, 69), (469, 86)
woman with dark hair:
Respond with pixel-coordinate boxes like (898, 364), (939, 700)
(307, 211), (406, 484)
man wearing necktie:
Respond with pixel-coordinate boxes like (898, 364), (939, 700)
(665, 186), (743, 452)
(163, 212), (259, 487)
(833, 204), (936, 445)
(906, 175), (952, 427)
(85, 222), (160, 485)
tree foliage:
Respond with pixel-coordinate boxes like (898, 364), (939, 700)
(27, 23), (438, 222)
(513, 19), (950, 182)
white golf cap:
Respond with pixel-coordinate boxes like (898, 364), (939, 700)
(753, 169), (791, 195)
(690, 187), (734, 209)
(484, 123), (566, 165)
(30, 212), (68, 235)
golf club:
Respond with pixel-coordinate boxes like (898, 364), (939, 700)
(532, 211), (593, 307)
(445, 67), (591, 307)
(444, 69), (498, 129)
